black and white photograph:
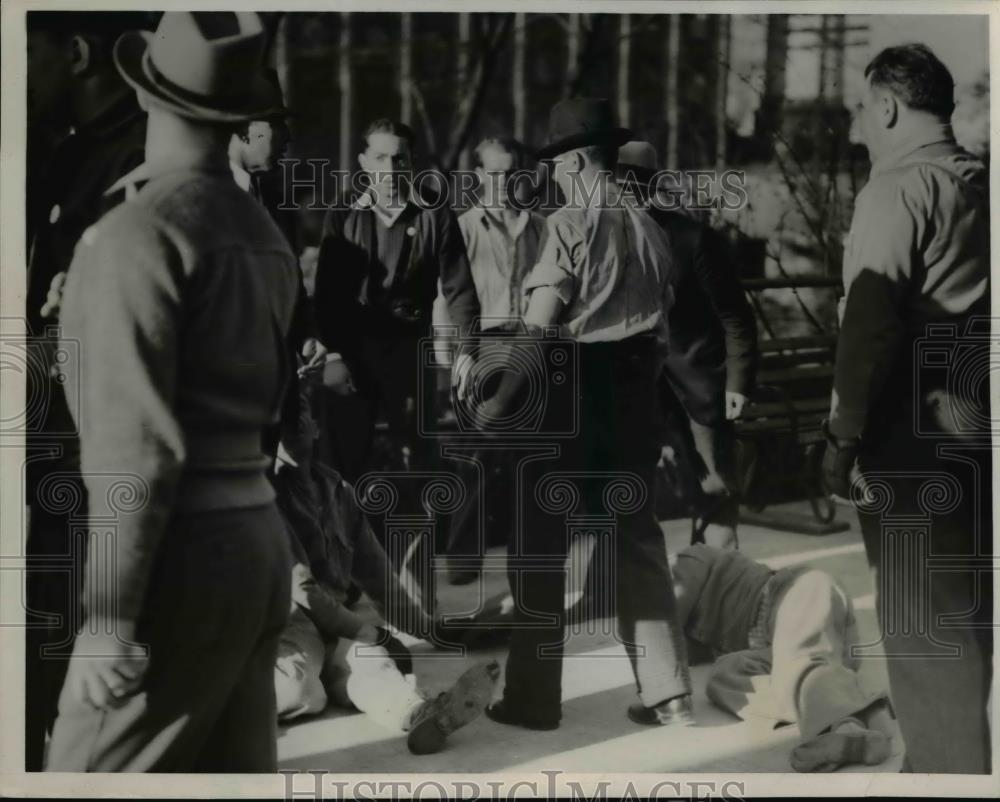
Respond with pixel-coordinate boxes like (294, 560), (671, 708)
(0, 1), (995, 796)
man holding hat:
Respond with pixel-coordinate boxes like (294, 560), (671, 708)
(471, 98), (694, 731)
(617, 141), (758, 550)
(45, 12), (299, 772)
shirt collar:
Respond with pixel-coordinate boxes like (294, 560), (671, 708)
(478, 203), (530, 240)
(871, 122), (957, 176)
(230, 160), (253, 192)
(103, 161), (151, 201)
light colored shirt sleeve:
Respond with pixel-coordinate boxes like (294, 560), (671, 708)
(522, 213), (583, 308)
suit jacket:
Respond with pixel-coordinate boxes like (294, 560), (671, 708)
(651, 209), (758, 426)
(314, 185), (479, 360)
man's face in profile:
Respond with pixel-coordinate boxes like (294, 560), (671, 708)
(245, 119), (290, 172)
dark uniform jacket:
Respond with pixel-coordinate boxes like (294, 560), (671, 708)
(25, 93), (146, 497)
(652, 209), (759, 426)
(313, 186), (479, 359)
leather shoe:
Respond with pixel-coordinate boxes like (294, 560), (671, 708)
(627, 694), (696, 727)
(485, 699), (560, 731)
(407, 660), (501, 755)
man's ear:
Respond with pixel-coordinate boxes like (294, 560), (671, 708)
(69, 34), (92, 77)
(357, 151), (369, 173)
(878, 89), (899, 129)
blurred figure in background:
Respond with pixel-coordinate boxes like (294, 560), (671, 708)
(617, 141), (758, 550)
(313, 119), (480, 614)
(24, 10), (157, 771)
(435, 136), (547, 585)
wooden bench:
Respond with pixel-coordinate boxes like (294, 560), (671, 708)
(735, 277), (849, 535)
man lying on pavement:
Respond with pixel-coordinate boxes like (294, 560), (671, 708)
(271, 386), (499, 755)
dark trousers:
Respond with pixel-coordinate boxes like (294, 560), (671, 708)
(25, 477), (86, 771)
(855, 408), (992, 773)
(321, 332), (439, 610)
(441, 448), (515, 565)
(45, 504), (291, 772)
(501, 336), (692, 722)
(658, 377), (739, 548)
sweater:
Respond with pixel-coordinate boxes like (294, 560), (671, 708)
(59, 162), (299, 626)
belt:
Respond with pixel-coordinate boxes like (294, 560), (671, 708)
(184, 428), (267, 470)
(175, 428), (274, 513)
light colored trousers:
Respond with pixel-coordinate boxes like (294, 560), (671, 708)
(274, 606), (424, 732)
(705, 569), (886, 739)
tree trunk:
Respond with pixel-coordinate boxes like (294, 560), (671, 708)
(617, 15), (631, 128)
(442, 14), (514, 172)
(664, 15), (680, 169)
(513, 13), (527, 142)
(338, 12), (353, 172)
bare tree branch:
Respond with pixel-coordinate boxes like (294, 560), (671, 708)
(442, 14), (514, 172)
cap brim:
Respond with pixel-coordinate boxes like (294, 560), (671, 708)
(534, 126), (634, 161)
(114, 31), (279, 124)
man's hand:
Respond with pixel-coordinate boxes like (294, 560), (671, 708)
(299, 337), (329, 377)
(354, 622), (413, 675)
(322, 353), (356, 395)
(62, 628), (149, 709)
(452, 352), (475, 403)
(820, 421), (862, 504)
(725, 391), (748, 421)
(40, 271), (67, 320)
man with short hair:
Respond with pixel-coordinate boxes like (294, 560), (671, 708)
(313, 119), (480, 613)
(472, 99), (693, 731)
(314, 119), (479, 481)
(437, 136), (547, 584)
(24, 10), (156, 771)
(45, 12), (299, 772)
(822, 43), (992, 773)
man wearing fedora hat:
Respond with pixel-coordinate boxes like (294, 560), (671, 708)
(45, 12), (299, 772)
(617, 141), (758, 551)
(470, 98), (694, 731)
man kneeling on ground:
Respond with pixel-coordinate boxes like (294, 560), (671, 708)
(672, 544), (896, 772)
(271, 387), (499, 754)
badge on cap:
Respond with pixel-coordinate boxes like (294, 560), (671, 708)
(49, 205), (61, 225)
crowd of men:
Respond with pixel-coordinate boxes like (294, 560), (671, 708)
(24, 11), (991, 775)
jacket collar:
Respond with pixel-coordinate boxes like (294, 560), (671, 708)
(870, 122), (957, 176)
(352, 184), (421, 227)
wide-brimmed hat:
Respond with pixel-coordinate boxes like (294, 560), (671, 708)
(535, 98), (633, 161)
(114, 11), (279, 124)
(617, 140), (660, 187)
